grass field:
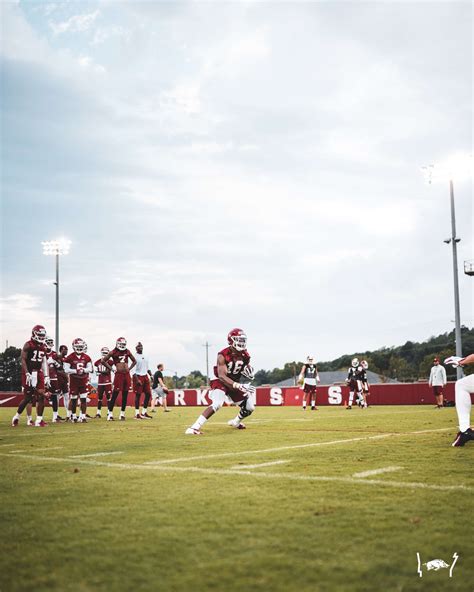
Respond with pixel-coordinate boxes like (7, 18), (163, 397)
(0, 404), (472, 592)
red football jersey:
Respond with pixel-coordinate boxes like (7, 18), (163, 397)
(94, 358), (113, 384)
(110, 348), (133, 368)
(46, 351), (60, 380)
(65, 352), (92, 387)
(213, 346), (251, 382)
(23, 340), (47, 373)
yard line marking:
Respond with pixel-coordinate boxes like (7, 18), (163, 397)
(230, 460), (289, 470)
(144, 428), (452, 466)
(0, 452), (471, 493)
(9, 447), (63, 454)
(69, 451), (124, 459)
(353, 466), (403, 479)
(0, 443), (16, 447)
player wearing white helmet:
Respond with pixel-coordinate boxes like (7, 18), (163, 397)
(94, 347), (113, 418)
(102, 338), (136, 421)
(185, 328), (255, 435)
(298, 355), (320, 411)
(63, 338), (93, 422)
(445, 354), (474, 446)
(345, 358), (366, 409)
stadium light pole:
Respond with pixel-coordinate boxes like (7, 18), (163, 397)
(41, 239), (71, 348)
(422, 155), (473, 379)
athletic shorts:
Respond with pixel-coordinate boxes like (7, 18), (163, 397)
(152, 386), (167, 400)
(433, 386), (444, 396)
(209, 379), (245, 403)
(133, 374), (152, 396)
(114, 372), (131, 393)
(70, 383), (88, 397)
(303, 383), (317, 394)
(97, 384), (112, 398)
(22, 370), (45, 399)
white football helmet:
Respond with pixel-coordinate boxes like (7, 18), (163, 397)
(307, 355), (315, 364)
(31, 324), (47, 344)
(116, 337), (127, 351)
(351, 357), (359, 368)
(45, 336), (54, 351)
(72, 338), (86, 354)
(227, 328), (247, 352)
(361, 360), (368, 370)
(100, 346), (110, 357)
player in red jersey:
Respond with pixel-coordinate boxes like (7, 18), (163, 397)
(64, 338), (93, 422)
(45, 336), (64, 423)
(12, 325), (50, 427)
(185, 328), (256, 435)
(102, 337), (136, 421)
(56, 345), (70, 416)
(94, 347), (114, 418)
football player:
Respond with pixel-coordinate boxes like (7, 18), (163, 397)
(299, 355), (320, 410)
(346, 358), (365, 409)
(94, 347), (113, 418)
(133, 342), (153, 419)
(57, 345), (70, 416)
(45, 336), (64, 423)
(445, 354), (474, 446)
(360, 360), (370, 407)
(185, 328), (256, 435)
(102, 337), (136, 421)
(11, 325), (50, 427)
(64, 338), (93, 422)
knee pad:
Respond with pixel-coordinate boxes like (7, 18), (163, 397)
(239, 396), (255, 418)
(210, 389), (226, 412)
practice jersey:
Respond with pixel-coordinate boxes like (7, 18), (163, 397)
(134, 354), (149, 376)
(213, 347), (251, 384)
(23, 340), (47, 374)
(302, 364), (319, 386)
(347, 366), (364, 383)
(109, 348), (133, 371)
(94, 358), (113, 385)
(153, 370), (164, 389)
(64, 352), (93, 387)
(46, 351), (60, 380)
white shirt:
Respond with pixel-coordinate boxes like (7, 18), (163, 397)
(134, 354), (149, 376)
(429, 365), (447, 386)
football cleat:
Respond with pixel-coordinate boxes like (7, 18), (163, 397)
(236, 423), (246, 429)
(134, 415), (143, 420)
(27, 419), (35, 427)
(120, 416), (126, 421)
(452, 428), (474, 447)
(95, 413), (101, 419)
(141, 412), (152, 419)
(311, 406), (318, 411)
(185, 427), (203, 435)
(11, 417), (19, 427)
(35, 420), (48, 427)
(346, 405), (352, 410)
(78, 417), (87, 423)
(107, 416), (114, 421)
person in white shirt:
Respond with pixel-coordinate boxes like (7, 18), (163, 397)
(428, 357), (447, 409)
(133, 342), (153, 419)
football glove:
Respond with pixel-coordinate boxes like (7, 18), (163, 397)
(25, 372), (33, 386)
(241, 365), (254, 380)
(45, 377), (51, 388)
(444, 356), (463, 368)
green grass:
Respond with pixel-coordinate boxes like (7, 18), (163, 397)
(0, 405), (472, 592)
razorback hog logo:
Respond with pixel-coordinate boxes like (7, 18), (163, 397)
(424, 559), (449, 571)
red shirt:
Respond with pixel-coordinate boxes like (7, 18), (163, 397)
(65, 352), (92, 387)
(23, 340), (47, 374)
(213, 347), (251, 383)
(110, 348), (133, 372)
(94, 358), (113, 384)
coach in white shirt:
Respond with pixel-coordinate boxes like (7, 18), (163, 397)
(133, 342), (153, 419)
(429, 357), (447, 409)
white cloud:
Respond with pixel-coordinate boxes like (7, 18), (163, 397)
(50, 10), (100, 36)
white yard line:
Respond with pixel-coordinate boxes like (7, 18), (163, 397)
(9, 446), (63, 454)
(353, 466), (403, 479)
(230, 460), (289, 470)
(69, 451), (124, 459)
(145, 428), (452, 466)
(0, 452), (470, 493)
(0, 443), (16, 447)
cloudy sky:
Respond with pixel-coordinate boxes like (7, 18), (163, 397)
(1, 0), (472, 375)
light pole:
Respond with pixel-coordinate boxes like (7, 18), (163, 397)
(41, 239), (71, 348)
(422, 158), (472, 379)
(202, 341), (211, 386)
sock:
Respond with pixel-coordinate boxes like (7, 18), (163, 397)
(53, 411), (58, 420)
(142, 408), (147, 414)
(233, 414), (241, 426)
(67, 409), (72, 418)
(63, 392), (70, 410)
(135, 410), (140, 416)
(348, 392), (354, 405)
(13, 413), (20, 421)
(302, 404), (306, 409)
(35, 416), (43, 424)
(26, 414), (32, 423)
(72, 413), (77, 420)
(120, 411), (125, 417)
(97, 410), (101, 416)
(191, 415), (207, 430)
(455, 379), (472, 432)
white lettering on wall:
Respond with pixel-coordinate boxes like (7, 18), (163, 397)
(328, 386), (342, 405)
(270, 388), (283, 406)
